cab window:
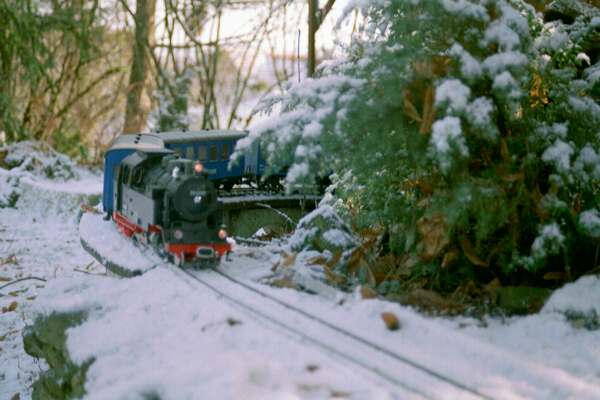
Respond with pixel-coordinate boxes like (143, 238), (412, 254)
(132, 168), (144, 187)
(121, 166), (130, 185)
(198, 146), (207, 162)
(221, 143), (229, 160)
(186, 146), (194, 160)
(209, 145), (218, 161)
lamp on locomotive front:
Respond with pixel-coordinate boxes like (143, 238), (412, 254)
(194, 162), (203, 174)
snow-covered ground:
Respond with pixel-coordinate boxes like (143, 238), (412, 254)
(2, 144), (600, 399)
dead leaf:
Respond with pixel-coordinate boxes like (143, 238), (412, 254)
(307, 255), (329, 266)
(402, 91), (422, 122)
(530, 73), (549, 107)
(330, 389), (352, 398)
(305, 364), (319, 373)
(500, 138), (510, 163)
(381, 312), (401, 331)
(441, 248), (460, 269)
(419, 84), (435, 135)
(270, 277), (298, 289)
(499, 171), (524, 183)
(281, 251), (297, 267)
(80, 204), (100, 214)
(0, 276), (11, 282)
(0, 254), (17, 266)
(459, 236), (488, 267)
(417, 214), (449, 261)
(543, 271), (566, 281)
(2, 301), (18, 313)
(226, 317), (242, 326)
(360, 286), (378, 299)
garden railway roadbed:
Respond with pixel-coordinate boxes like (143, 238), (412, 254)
(77, 211), (600, 399)
(2, 175), (600, 399)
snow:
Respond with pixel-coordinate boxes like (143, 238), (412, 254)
(439, 0), (488, 21)
(285, 162), (310, 184)
(3, 144), (600, 400)
(79, 212), (163, 274)
(545, 275), (600, 315)
(36, 269), (390, 400)
(542, 139), (574, 174)
(466, 97), (494, 129)
(448, 44), (482, 79)
(569, 95), (600, 115)
(492, 70), (517, 90)
(322, 228), (356, 249)
(303, 120), (323, 139)
(531, 223), (565, 259)
(430, 116), (468, 171)
(579, 209), (600, 239)
(484, 23), (520, 51)
(482, 51), (528, 76)
(435, 79), (471, 112)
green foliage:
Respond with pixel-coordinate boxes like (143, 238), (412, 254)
(0, 1), (104, 144)
(248, 0), (600, 290)
(152, 72), (191, 132)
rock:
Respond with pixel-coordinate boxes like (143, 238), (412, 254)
(564, 309), (600, 330)
(360, 286), (378, 299)
(495, 286), (552, 315)
(381, 312), (401, 331)
(23, 311), (92, 400)
(387, 289), (465, 315)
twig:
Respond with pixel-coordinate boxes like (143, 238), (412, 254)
(0, 277), (47, 291)
(73, 268), (106, 276)
(256, 202), (297, 226)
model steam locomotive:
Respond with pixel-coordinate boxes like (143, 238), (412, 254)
(103, 131), (248, 267)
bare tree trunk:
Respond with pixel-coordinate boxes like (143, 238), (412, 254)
(123, 0), (156, 134)
(307, 0), (335, 77)
(307, 0), (317, 77)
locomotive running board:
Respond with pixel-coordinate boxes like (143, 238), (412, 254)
(79, 211), (164, 278)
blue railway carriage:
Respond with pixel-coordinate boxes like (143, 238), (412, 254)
(159, 130), (251, 190)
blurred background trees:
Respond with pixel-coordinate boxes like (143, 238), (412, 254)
(0, 0), (338, 161)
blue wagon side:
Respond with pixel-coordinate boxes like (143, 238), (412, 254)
(102, 134), (165, 214)
(159, 130), (248, 187)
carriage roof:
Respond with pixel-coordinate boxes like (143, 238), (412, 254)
(107, 133), (165, 152)
(158, 130), (248, 144)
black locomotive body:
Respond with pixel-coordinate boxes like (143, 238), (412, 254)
(113, 148), (231, 268)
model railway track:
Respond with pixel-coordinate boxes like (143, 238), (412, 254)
(80, 219), (487, 398)
(83, 233), (488, 398)
(174, 266), (492, 400)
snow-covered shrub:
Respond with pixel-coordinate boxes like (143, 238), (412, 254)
(0, 173), (20, 208)
(240, 0), (600, 291)
(289, 204), (358, 254)
(0, 141), (79, 180)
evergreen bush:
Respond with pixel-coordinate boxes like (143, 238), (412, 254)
(240, 0), (600, 292)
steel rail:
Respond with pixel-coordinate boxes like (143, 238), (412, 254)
(214, 268), (492, 399)
(80, 222), (489, 399)
(176, 267), (492, 400)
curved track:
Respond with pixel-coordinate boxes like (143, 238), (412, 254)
(81, 221), (489, 399)
(174, 266), (491, 400)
